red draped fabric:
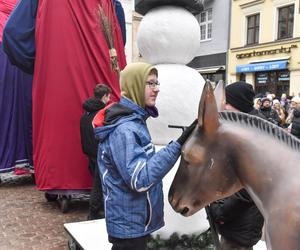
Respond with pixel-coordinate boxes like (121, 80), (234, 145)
(33, 0), (126, 190)
(0, 0), (17, 42)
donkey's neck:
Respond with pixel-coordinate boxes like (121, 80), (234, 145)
(224, 124), (300, 216)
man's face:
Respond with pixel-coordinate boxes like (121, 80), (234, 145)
(144, 74), (159, 107)
(102, 93), (110, 104)
(262, 100), (270, 108)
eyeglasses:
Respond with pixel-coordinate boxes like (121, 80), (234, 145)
(146, 81), (160, 89)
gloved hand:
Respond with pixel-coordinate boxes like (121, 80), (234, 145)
(176, 119), (198, 145)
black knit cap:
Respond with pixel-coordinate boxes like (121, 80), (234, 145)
(135, 0), (204, 16)
(261, 97), (271, 105)
(225, 81), (255, 113)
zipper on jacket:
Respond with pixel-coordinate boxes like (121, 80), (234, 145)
(144, 191), (152, 232)
(102, 169), (109, 216)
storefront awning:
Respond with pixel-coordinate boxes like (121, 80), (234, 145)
(196, 66), (225, 74)
(236, 60), (288, 73)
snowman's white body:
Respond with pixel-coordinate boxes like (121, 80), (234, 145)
(136, 6), (209, 238)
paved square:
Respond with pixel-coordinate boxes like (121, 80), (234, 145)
(0, 175), (89, 250)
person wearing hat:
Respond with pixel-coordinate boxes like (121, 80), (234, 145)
(225, 81), (265, 118)
(209, 81), (264, 250)
(259, 97), (281, 125)
(93, 62), (196, 250)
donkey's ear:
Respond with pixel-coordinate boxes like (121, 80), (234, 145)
(198, 81), (220, 134)
(214, 80), (226, 112)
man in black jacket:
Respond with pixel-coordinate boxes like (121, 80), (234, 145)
(259, 97), (281, 126)
(209, 82), (264, 250)
(291, 108), (300, 139)
(80, 84), (111, 220)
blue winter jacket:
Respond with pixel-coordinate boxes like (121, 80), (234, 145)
(94, 97), (181, 238)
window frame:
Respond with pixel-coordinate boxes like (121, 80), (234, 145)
(277, 4), (295, 40)
(199, 8), (213, 41)
(246, 13), (260, 45)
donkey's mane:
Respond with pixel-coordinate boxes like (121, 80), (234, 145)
(219, 111), (300, 152)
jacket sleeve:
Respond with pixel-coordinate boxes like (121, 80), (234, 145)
(109, 126), (181, 192)
(210, 189), (253, 223)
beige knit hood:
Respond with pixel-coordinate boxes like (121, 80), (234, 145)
(120, 62), (157, 108)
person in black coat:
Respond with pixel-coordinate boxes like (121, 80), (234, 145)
(209, 82), (264, 250)
(259, 97), (281, 126)
(291, 108), (300, 139)
(80, 84), (111, 220)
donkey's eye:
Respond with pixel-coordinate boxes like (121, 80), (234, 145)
(184, 159), (190, 165)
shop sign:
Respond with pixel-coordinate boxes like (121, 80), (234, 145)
(278, 72), (290, 81)
(236, 60), (288, 73)
(256, 73), (268, 84)
(236, 45), (298, 59)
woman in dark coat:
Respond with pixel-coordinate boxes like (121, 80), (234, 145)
(291, 108), (300, 139)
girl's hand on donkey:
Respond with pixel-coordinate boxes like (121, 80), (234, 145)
(177, 119), (198, 146)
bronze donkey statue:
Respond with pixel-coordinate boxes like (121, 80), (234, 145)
(169, 82), (300, 250)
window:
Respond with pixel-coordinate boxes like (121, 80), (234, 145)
(199, 8), (212, 41)
(246, 14), (260, 45)
(278, 5), (294, 39)
(201, 71), (225, 89)
(254, 70), (290, 97)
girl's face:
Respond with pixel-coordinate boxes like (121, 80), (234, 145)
(273, 103), (280, 109)
(144, 74), (159, 107)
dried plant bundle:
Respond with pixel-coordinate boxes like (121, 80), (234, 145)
(97, 3), (120, 75)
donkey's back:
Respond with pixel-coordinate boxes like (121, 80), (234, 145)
(220, 111), (300, 249)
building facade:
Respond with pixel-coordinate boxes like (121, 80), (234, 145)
(131, 0), (232, 88)
(120, 0), (134, 63)
(188, 0), (231, 87)
(132, 11), (143, 63)
(228, 0), (300, 97)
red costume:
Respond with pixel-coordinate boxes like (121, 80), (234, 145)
(33, 0), (126, 190)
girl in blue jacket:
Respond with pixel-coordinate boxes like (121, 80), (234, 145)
(93, 62), (195, 250)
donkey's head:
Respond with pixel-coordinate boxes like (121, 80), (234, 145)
(169, 82), (242, 216)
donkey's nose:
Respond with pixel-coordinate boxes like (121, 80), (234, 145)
(180, 207), (189, 216)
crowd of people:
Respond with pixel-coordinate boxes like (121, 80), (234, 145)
(253, 92), (300, 139)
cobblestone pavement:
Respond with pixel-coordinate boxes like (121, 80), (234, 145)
(0, 173), (89, 250)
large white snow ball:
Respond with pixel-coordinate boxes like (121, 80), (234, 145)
(137, 6), (200, 65)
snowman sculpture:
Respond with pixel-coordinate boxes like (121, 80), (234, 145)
(135, 0), (209, 238)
